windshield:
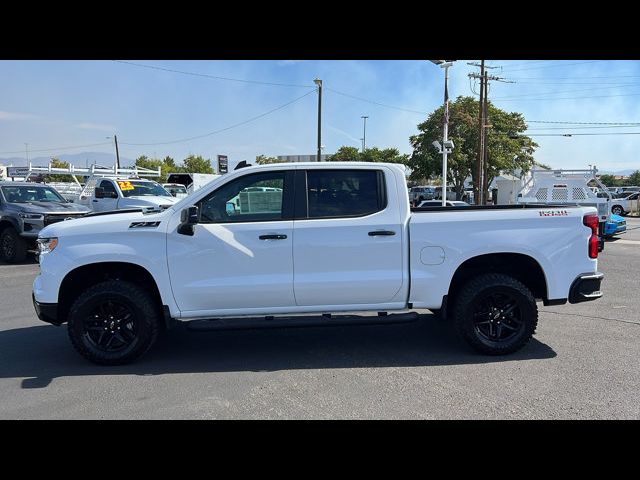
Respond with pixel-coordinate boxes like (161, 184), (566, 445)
(1, 185), (66, 203)
(116, 180), (171, 198)
(164, 185), (187, 195)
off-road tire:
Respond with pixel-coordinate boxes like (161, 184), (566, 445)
(0, 227), (28, 263)
(453, 273), (538, 355)
(67, 280), (160, 365)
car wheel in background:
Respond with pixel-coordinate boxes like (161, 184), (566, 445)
(0, 227), (28, 263)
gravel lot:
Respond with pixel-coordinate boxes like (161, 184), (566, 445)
(1, 218), (639, 419)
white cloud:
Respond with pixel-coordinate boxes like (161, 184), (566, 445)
(0, 111), (39, 121)
(326, 124), (361, 145)
(76, 122), (116, 132)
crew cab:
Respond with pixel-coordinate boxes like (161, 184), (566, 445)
(32, 162), (604, 365)
(78, 177), (179, 212)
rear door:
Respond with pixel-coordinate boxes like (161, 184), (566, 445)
(292, 167), (405, 306)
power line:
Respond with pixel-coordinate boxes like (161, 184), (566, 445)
(505, 132), (640, 137)
(324, 87), (429, 115)
(119, 90), (315, 146)
(507, 74), (640, 81)
(526, 125), (640, 130)
(494, 91), (640, 102)
(0, 141), (113, 155)
(499, 60), (600, 72)
(113, 60), (315, 89)
(492, 83), (639, 100)
(528, 120), (640, 125)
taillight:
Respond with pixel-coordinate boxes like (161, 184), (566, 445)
(583, 213), (599, 259)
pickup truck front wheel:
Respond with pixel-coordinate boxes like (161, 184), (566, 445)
(453, 273), (538, 355)
(67, 280), (160, 365)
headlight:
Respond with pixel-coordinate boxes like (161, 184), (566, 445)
(36, 237), (58, 255)
(19, 213), (44, 220)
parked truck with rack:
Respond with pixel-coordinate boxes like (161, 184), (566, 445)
(32, 162), (604, 365)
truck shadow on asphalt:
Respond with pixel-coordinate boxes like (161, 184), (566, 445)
(0, 316), (556, 389)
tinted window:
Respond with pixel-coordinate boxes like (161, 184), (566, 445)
(306, 170), (384, 218)
(1, 185), (65, 203)
(199, 171), (286, 223)
(100, 180), (118, 195)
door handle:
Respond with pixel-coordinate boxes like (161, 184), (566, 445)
(259, 234), (288, 240)
(368, 230), (396, 236)
(92, 199), (98, 202)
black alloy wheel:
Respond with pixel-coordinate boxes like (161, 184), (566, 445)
(83, 300), (138, 352)
(471, 291), (524, 343)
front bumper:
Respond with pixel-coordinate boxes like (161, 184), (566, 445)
(32, 293), (61, 325)
(569, 272), (604, 304)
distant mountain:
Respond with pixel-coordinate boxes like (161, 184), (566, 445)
(0, 152), (134, 168)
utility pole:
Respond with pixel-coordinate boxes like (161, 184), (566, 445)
(114, 135), (121, 170)
(468, 62), (512, 204)
(361, 116), (369, 152)
(24, 143), (29, 165)
(473, 61), (485, 205)
(482, 75), (489, 204)
(314, 78), (322, 161)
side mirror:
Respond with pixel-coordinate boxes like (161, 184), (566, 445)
(178, 205), (199, 236)
(94, 187), (105, 199)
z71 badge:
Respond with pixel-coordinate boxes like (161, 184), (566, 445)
(539, 210), (569, 217)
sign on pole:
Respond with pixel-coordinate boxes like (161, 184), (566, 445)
(7, 166), (30, 177)
(217, 155), (228, 174)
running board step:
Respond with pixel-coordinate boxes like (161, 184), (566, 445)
(185, 312), (420, 332)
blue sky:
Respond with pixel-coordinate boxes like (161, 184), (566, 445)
(1, 60), (640, 172)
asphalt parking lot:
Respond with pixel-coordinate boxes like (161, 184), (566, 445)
(1, 219), (639, 419)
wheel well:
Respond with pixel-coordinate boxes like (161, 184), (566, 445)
(448, 253), (548, 305)
(58, 262), (163, 323)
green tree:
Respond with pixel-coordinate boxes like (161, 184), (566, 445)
(327, 146), (361, 162)
(599, 174), (622, 187)
(328, 146), (409, 164)
(181, 155), (213, 174)
(408, 96), (537, 200)
(255, 155), (285, 165)
(626, 170), (640, 186)
(134, 155), (174, 183)
(39, 157), (73, 182)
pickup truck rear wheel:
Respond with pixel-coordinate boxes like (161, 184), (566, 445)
(453, 273), (537, 355)
(0, 227), (28, 263)
(67, 280), (160, 365)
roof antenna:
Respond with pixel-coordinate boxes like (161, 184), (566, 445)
(234, 161), (252, 170)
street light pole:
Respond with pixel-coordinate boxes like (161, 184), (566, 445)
(430, 60), (455, 206)
(361, 116), (368, 152)
(314, 78), (322, 161)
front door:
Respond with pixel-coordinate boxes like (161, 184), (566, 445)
(92, 179), (119, 212)
(167, 170), (295, 316)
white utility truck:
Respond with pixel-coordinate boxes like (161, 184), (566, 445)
(517, 167), (613, 225)
(33, 162), (604, 365)
(22, 163), (179, 212)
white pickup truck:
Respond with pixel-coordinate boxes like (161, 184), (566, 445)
(32, 162), (604, 365)
(78, 177), (179, 212)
